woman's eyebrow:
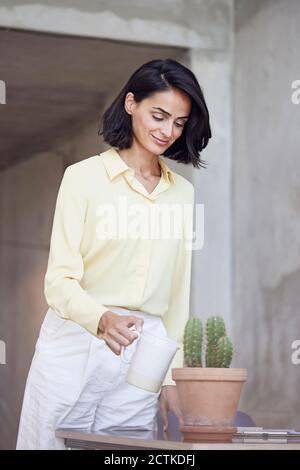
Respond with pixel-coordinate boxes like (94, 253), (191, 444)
(151, 107), (189, 119)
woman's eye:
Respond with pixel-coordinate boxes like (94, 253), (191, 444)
(153, 115), (184, 128)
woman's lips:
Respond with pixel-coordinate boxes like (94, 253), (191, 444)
(151, 134), (169, 146)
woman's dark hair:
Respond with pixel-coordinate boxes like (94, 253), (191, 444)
(98, 58), (212, 169)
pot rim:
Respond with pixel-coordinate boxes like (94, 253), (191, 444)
(172, 367), (248, 381)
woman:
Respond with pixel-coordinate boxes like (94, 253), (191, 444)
(16, 58), (211, 449)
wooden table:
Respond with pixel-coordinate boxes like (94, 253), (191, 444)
(55, 429), (300, 450)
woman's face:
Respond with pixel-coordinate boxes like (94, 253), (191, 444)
(124, 87), (191, 154)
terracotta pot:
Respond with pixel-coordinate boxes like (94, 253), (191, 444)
(179, 425), (237, 443)
(172, 367), (248, 427)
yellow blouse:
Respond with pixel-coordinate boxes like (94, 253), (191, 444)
(44, 146), (194, 386)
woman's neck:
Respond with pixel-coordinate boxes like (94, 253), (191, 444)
(117, 143), (161, 178)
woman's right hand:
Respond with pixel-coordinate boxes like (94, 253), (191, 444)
(97, 311), (144, 355)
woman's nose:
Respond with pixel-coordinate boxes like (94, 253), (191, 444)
(160, 122), (173, 138)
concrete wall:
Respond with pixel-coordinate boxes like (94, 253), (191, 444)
(0, 0), (232, 49)
(234, 0), (300, 428)
(189, 47), (234, 335)
(0, 121), (106, 449)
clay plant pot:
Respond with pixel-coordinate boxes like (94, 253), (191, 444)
(179, 425), (237, 443)
(172, 367), (247, 441)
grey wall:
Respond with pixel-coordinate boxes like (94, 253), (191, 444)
(0, 122), (107, 449)
(0, 0), (232, 49)
(233, 0), (300, 428)
(189, 46), (234, 336)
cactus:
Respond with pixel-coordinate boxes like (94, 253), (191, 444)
(206, 316), (226, 367)
(184, 317), (203, 367)
(183, 314), (233, 368)
(215, 336), (233, 368)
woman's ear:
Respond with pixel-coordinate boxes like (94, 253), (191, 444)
(124, 92), (135, 115)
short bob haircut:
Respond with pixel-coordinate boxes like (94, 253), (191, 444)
(98, 58), (212, 169)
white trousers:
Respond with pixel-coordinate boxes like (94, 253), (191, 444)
(16, 306), (167, 450)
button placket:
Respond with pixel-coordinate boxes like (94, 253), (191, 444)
(133, 238), (152, 297)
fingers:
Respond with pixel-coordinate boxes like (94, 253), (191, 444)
(105, 336), (122, 355)
(159, 396), (169, 432)
(176, 409), (185, 427)
(101, 314), (144, 355)
(118, 324), (139, 344)
(109, 329), (131, 348)
(159, 387), (184, 431)
(104, 322), (141, 355)
(161, 410), (169, 432)
(127, 316), (144, 333)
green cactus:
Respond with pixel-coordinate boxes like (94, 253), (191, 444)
(183, 317), (203, 367)
(215, 335), (233, 368)
(183, 314), (233, 368)
(205, 316), (226, 367)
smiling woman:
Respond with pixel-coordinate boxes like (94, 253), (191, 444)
(99, 58), (211, 169)
(123, 87), (192, 161)
(16, 58), (212, 450)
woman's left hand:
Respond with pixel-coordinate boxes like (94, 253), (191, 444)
(159, 385), (184, 432)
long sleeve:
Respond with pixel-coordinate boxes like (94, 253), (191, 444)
(44, 166), (109, 336)
(161, 186), (194, 387)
